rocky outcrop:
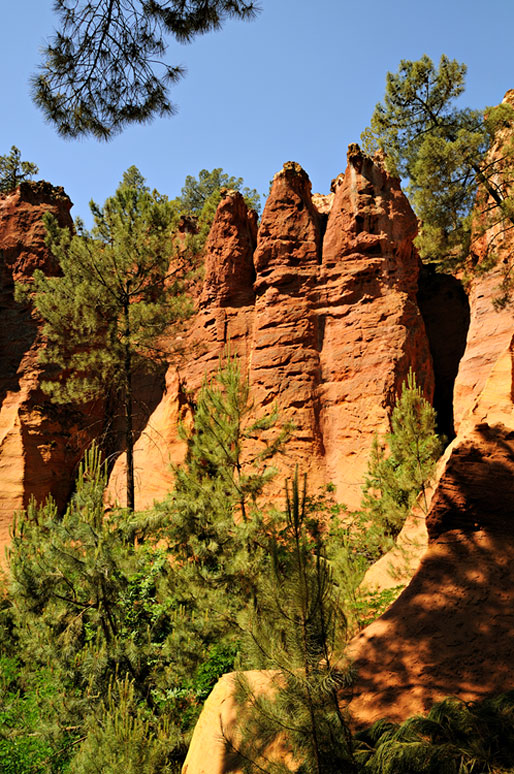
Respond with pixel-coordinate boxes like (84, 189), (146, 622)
(348, 337), (514, 726)
(0, 183), (100, 551)
(452, 268), (513, 431)
(110, 147), (433, 509)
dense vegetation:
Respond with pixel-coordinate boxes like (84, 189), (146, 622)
(0, 358), (446, 773)
(4, 50), (514, 772)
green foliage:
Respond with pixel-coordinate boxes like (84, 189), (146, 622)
(175, 168), (261, 254)
(0, 146), (38, 193)
(177, 168), (261, 216)
(28, 167), (188, 403)
(10, 446), (167, 707)
(362, 370), (442, 539)
(3, 357), (291, 772)
(0, 656), (74, 774)
(355, 692), (514, 773)
(21, 167), (192, 509)
(6, 444), (200, 770)
(362, 54), (514, 269)
(230, 471), (356, 774)
(32, 0), (259, 139)
(70, 676), (179, 774)
(153, 355), (291, 672)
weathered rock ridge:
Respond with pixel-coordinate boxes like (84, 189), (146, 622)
(331, 102), (514, 728)
(109, 147), (433, 508)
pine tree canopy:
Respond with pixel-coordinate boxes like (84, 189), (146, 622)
(177, 168), (261, 217)
(21, 167), (192, 509)
(361, 55), (514, 268)
(0, 146), (39, 193)
(31, 0), (259, 139)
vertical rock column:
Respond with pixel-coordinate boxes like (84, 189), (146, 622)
(184, 190), (258, 391)
(106, 190), (258, 509)
(250, 162), (326, 488)
(317, 146), (434, 505)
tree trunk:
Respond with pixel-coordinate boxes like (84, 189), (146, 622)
(123, 298), (135, 511)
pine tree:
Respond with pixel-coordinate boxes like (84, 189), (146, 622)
(158, 356), (291, 643)
(177, 168), (261, 217)
(70, 676), (179, 774)
(0, 146), (38, 193)
(229, 471), (356, 774)
(7, 444), (186, 769)
(362, 370), (442, 539)
(362, 55), (514, 269)
(32, 1), (259, 139)
(21, 167), (192, 510)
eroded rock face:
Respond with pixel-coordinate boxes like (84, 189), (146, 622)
(113, 147), (433, 509)
(348, 338), (514, 726)
(0, 183), (100, 550)
(332, 111), (514, 728)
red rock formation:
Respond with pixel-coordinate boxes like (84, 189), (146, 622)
(348, 339), (514, 726)
(333, 107), (514, 728)
(315, 146), (433, 502)
(110, 148), (433, 509)
(106, 189), (258, 507)
(0, 182), (100, 550)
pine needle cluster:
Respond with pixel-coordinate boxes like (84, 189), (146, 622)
(355, 693), (514, 773)
(0, 146), (39, 194)
(230, 471), (356, 774)
(32, 0), (259, 139)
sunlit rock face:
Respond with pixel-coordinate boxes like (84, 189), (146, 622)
(340, 104), (514, 728)
(109, 147), (433, 510)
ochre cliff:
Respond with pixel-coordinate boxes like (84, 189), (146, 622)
(0, 183), (100, 551)
(109, 147), (433, 508)
(3, 135), (514, 771)
(183, 106), (514, 770)
(340, 101), (514, 727)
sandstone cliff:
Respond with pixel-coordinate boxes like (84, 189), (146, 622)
(108, 146), (433, 509)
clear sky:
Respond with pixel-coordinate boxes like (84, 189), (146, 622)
(1, 0), (513, 224)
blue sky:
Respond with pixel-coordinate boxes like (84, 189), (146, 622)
(1, 1), (513, 224)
